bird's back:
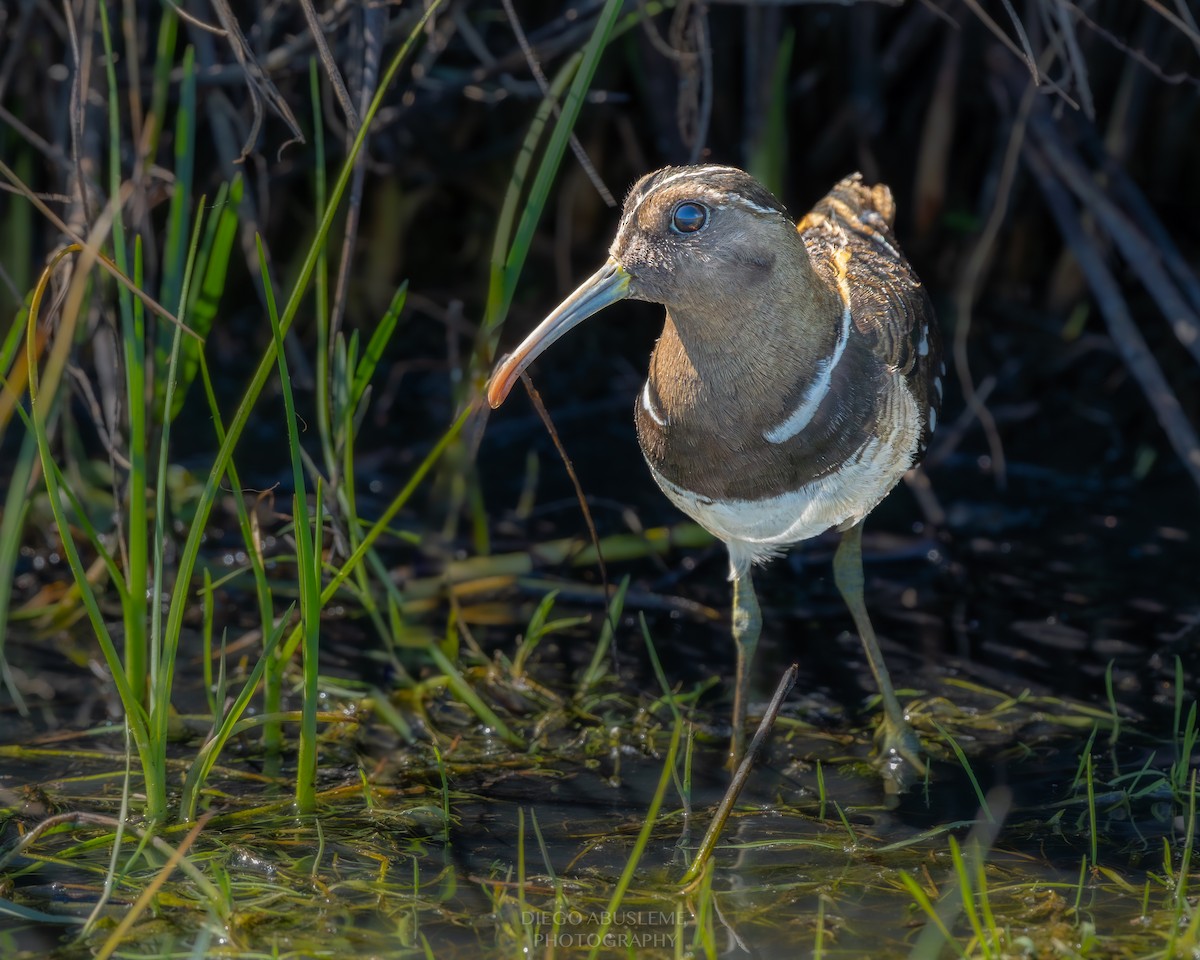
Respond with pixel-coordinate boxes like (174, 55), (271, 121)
(797, 174), (943, 459)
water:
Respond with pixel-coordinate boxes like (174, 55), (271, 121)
(0, 449), (1197, 956)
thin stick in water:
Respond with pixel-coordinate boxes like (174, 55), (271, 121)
(681, 662), (798, 888)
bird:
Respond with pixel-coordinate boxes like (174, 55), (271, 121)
(487, 164), (942, 788)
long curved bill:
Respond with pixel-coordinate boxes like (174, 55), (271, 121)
(487, 258), (631, 408)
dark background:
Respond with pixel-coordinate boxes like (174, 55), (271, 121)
(1, 0), (1198, 712)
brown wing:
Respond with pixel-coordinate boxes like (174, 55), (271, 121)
(798, 174), (943, 458)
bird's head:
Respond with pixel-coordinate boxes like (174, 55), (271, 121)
(609, 165), (795, 312)
(487, 164), (799, 408)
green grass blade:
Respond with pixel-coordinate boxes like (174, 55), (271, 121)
(22, 395), (158, 812)
(480, 58), (576, 344)
(577, 575), (629, 697)
(99, 2), (148, 716)
(171, 175), (239, 422)
(902, 869), (968, 960)
(746, 28), (794, 197)
(352, 281), (407, 407)
(1176, 768), (1196, 914)
(195, 348), (275, 644)
(309, 58), (336, 486)
(0, 897), (87, 925)
(0, 422), (36, 711)
(585, 717), (682, 960)
(179, 609), (293, 821)
(151, 202), (207, 763)
(8, 409), (128, 604)
(425, 642), (524, 748)
(145, 4), (178, 158)
(640, 612), (682, 726)
(157, 44), (195, 337)
(478, 0), (625, 361)
(277, 404), (473, 664)
(259, 234), (323, 811)
(934, 720), (995, 824)
(949, 836), (988, 956)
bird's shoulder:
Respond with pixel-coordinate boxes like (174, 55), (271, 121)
(796, 174), (934, 379)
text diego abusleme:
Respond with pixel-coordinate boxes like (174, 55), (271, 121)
(520, 910), (679, 948)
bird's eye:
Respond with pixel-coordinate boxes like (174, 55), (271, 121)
(670, 201), (708, 234)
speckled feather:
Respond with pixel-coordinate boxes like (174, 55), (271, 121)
(796, 174), (943, 458)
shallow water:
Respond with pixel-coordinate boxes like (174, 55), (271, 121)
(1, 451), (1197, 957)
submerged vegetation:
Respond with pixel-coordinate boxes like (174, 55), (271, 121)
(0, 1), (1197, 957)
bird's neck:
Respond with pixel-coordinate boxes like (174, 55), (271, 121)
(647, 246), (845, 422)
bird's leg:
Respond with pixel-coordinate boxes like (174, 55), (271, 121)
(729, 569), (762, 770)
(833, 520), (926, 790)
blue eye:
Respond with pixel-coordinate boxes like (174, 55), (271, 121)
(670, 201), (708, 234)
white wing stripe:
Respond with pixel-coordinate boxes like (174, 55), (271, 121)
(641, 381), (667, 426)
(763, 298), (852, 444)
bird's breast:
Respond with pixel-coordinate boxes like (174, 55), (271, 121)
(634, 316), (896, 497)
(637, 366), (923, 574)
